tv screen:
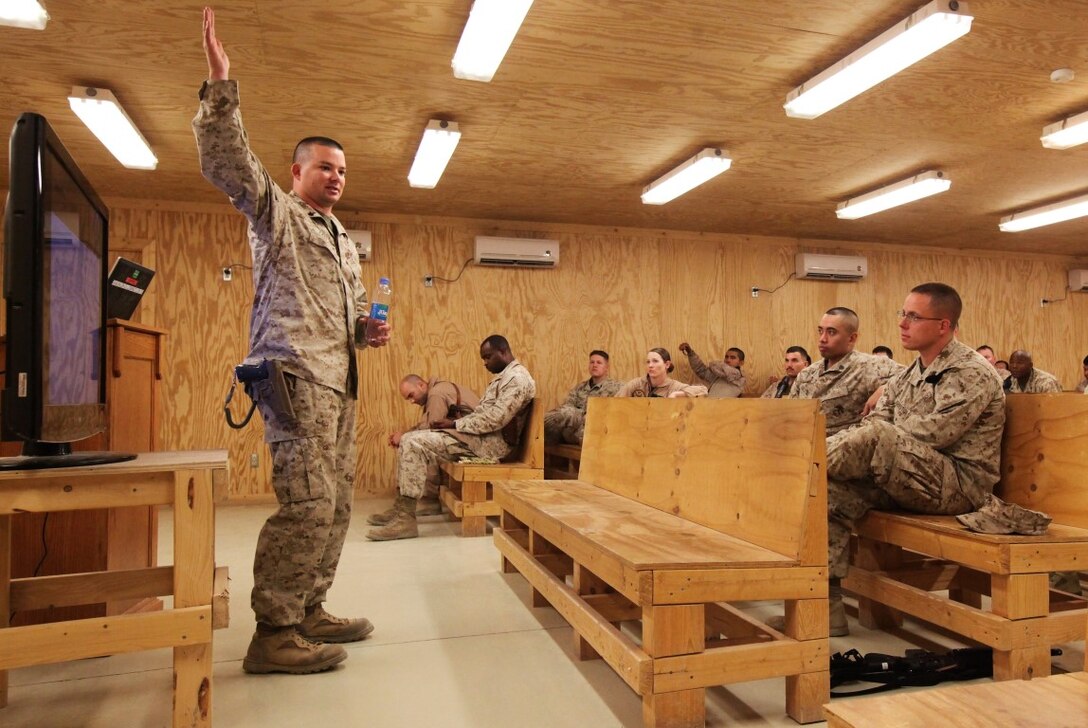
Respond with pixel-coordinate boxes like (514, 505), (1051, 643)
(2, 112), (134, 469)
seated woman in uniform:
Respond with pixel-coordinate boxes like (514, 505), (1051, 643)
(616, 347), (709, 398)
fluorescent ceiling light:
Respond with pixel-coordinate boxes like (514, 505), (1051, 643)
(836, 170), (951, 219)
(999, 194), (1088, 232)
(0, 0), (48, 29)
(452, 0), (534, 82)
(408, 119), (461, 189)
(641, 148), (732, 205)
(1041, 109), (1088, 150)
(784, 0), (973, 120)
(67, 87), (157, 170)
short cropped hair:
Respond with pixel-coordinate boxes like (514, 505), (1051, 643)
(727, 347), (745, 362)
(786, 345), (811, 365)
(589, 350), (609, 361)
(401, 374), (424, 386)
(872, 345), (894, 358)
(825, 307), (860, 334)
(976, 345), (994, 356)
(1083, 353), (1088, 366)
(292, 136), (344, 164)
(482, 334), (511, 353)
(911, 282), (962, 328)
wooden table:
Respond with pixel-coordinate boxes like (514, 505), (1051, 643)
(0, 450), (229, 727)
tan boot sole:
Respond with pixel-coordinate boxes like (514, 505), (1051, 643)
(242, 650), (347, 675)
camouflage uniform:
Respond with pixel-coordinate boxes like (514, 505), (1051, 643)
(1006, 367), (1063, 393)
(396, 361), (535, 498)
(790, 350), (903, 435)
(410, 379), (480, 498)
(616, 376), (708, 398)
(760, 377), (794, 398)
(683, 348), (745, 398)
(826, 339), (1006, 579)
(194, 80), (369, 627)
(544, 377), (622, 444)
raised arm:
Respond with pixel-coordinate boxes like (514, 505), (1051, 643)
(203, 7), (229, 81)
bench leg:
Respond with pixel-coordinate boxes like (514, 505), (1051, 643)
(991, 573), (1051, 681)
(994, 645), (1051, 681)
(643, 604), (705, 728)
(573, 564), (613, 660)
(642, 689), (705, 728)
(853, 537), (903, 629)
(786, 669), (830, 725)
(460, 479), (487, 537)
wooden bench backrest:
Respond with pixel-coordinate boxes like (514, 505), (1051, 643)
(502, 398), (544, 468)
(998, 393), (1088, 528)
(579, 397), (826, 563)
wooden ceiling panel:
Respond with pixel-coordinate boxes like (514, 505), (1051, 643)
(2, 1), (1088, 256)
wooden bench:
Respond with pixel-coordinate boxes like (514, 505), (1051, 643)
(843, 392), (1088, 681)
(439, 398), (544, 537)
(544, 442), (581, 479)
(494, 398), (830, 727)
(823, 606), (1088, 727)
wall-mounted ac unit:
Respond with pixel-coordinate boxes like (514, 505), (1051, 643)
(474, 236), (559, 268)
(1069, 269), (1088, 291)
(346, 229), (373, 262)
(796, 253), (867, 281)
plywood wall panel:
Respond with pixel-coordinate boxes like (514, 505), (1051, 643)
(4, 196), (1087, 499)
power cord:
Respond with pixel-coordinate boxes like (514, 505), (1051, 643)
(10, 513), (49, 622)
(751, 272), (797, 297)
(431, 256), (474, 284)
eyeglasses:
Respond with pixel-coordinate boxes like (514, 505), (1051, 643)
(896, 309), (945, 324)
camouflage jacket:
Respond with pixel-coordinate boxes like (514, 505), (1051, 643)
(452, 361), (536, 460)
(193, 80), (368, 395)
(791, 350), (902, 435)
(616, 376), (708, 398)
(684, 348), (745, 398)
(1006, 367), (1063, 394)
(413, 379), (481, 430)
(558, 377), (622, 412)
(868, 338), (1006, 506)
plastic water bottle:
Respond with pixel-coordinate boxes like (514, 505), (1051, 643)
(366, 276), (391, 344)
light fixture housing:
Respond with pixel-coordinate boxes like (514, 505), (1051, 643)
(836, 170), (951, 220)
(0, 0), (48, 29)
(67, 86), (157, 170)
(641, 148), (732, 205)
(1041, 109), (1088, 150)
(407, 119), (461, 189)
(451, 0), (534, 82)
(999, 193), (1088, 232)
(784, 0), (973, 120)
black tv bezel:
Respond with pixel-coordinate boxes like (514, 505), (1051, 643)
(3, 111), (110, 445)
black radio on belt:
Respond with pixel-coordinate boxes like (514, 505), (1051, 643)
(235, 360), (271, 384)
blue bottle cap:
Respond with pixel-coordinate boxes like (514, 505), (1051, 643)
(379, 276), (390, 285)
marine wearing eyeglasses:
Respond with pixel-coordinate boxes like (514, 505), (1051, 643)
(788, 283), (1005, 637)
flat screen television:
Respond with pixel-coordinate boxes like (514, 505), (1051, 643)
(1, 112), (135, 470)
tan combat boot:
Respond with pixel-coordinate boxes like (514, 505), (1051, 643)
(242, 625), (347, 674)
(366, 495), (419, 541)
(416, 496), (442, 517)
(366, 501), (399, 526)
(298, 604), (375, 643)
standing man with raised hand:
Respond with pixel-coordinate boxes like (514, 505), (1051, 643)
(194, 7), (389, 675)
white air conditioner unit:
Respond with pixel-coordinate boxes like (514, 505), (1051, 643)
(346, 229), (372, 262)
(1069, 269), (1088, 291)
(474, 236), (559, 268)
(796, 253), (867, 281)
